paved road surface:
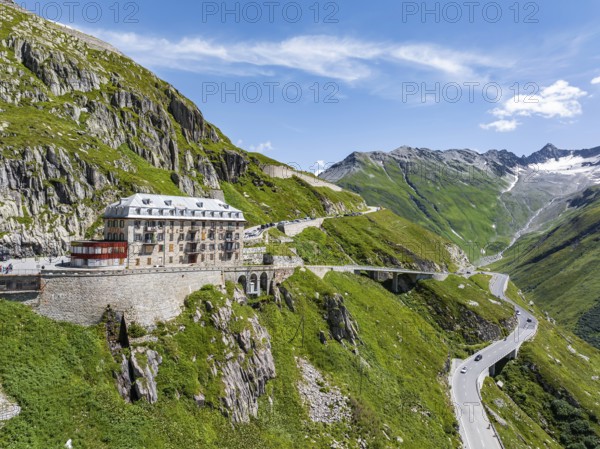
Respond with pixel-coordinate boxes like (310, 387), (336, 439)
(451, 273), (538, 449)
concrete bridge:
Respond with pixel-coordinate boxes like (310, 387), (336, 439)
(307, 265), (447, 293)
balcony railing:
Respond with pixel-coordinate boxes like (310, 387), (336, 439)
(144, 226), (158, 232)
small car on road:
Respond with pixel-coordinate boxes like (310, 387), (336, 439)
(527, 318), (533, 323)
(460, 367), (468, 374)
(475, 354), (483, 362)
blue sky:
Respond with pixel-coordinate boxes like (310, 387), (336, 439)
(24, 0), (600, 171)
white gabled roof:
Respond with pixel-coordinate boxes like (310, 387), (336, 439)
(104, 194), (245, 221)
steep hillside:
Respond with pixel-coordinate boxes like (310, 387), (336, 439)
(321, 145), (600, 260)
(490, 186), (600, 348)
(1, 264), (534, 448)
(318, 210), (465, 272)
(0, 2), (364, 256)
(481, 285), (600, 449)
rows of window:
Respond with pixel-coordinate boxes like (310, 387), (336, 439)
(130, 242), (240, 253)
(132, 232), (240, 243)
(72, 246), (127, 255)
(128, 207), (242, 219)
(107, 233), (126, 241)
(106, 220), (125, 228)
(131, 220), (240, 230)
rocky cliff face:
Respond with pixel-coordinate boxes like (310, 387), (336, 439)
(325, 293), (360, 345)
(208, 294), (276, 423)
(0, 3), (251, 256)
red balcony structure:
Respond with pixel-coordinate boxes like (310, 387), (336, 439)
(70, 241), (128, 269)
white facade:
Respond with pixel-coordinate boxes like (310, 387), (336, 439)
(103, 194), (246, 268)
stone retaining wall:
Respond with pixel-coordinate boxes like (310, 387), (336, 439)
(36, 269), (223, 327)
(278, 218), (325, 237)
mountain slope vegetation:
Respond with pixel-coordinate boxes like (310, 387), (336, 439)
(490, 186), (600, 349)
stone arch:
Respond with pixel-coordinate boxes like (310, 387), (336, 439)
(260, 272), (269, 293)
(249, 273), (259, 295)
(238, 275), (247, 293)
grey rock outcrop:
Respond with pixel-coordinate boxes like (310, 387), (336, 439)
(278, 285), (296, 312)
(0, 386), (21, 423)
(214, 150), (248, 183)
(131, 348), (162, 404)
(114, 354), (133, 400)
(325, 294), (360, 345)
(208, 299), (276, 423)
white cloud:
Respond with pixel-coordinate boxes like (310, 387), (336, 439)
(479, 119), (519, 132)
(481, 80), (587, 132)
(249, 141), (274, 153)
(85, 29), (505, 83)
(389, 45), (502, 79)
(491, 80), (587, 119)
(592, 76), (600, 85)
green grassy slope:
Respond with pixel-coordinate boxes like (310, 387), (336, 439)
(0, 270), (463, 449)
(222, 172), (365, 226)
(320, 210), (459, 271)
(475, 282), (600, 449)
(333, 154), (522, 257)
(490, 186), (600, 348)
(482, 378), (561, 449)
(0, 267), (520, 448)
(487, 318), (600, 449)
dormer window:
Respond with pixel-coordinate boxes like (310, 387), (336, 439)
(196, 202), (204, 208)
(165, 200), (172, 206)
(142, 198), (151, 205)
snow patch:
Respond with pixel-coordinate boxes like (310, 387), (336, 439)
(501, 173), (518, 193)
(530, 154), (600, 184)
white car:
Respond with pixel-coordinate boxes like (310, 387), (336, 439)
(460, 367), (467, 374)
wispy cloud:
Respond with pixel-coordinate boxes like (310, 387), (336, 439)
(249, 141), (274, 153)
(85, 29), (507, 83)
(479, 119), (519, 132)
(592, 76), (600, 85)
(481, 80), (587, 132)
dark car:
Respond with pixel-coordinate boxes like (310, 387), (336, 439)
(474, 354), (483, 362)
(527, 318), (533, 323)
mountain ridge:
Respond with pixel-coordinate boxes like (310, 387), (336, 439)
(320, 142), (600, 259)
